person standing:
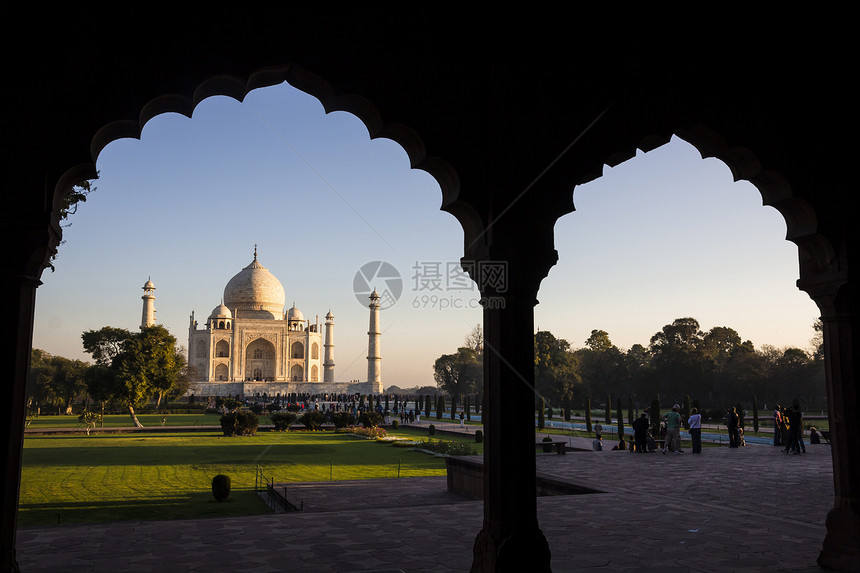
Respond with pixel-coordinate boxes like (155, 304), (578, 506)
(727, 406), (740, 448)
(594, 421), (603, 441)
(784, 402), (804, 454)
(688, 407), (702, 453)
(632, 413), (649, 453)
(663, 404), (683, 454)
(773, 405), (783, 446)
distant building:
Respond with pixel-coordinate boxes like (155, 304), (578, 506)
(176, 248), (381, 398)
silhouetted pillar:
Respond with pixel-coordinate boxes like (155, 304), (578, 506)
(805, 277), (860, 571)
(468, 244), (558, 572)
(2, 218), (56, 573)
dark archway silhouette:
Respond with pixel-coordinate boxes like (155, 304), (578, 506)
(3, 14), (855, 572)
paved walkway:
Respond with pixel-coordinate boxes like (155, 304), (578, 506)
(16, 425), (834, 572)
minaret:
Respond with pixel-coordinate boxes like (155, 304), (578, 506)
(324, 310), (335, 382)
(366, 289), (382, 392)
(141, 278), (156, 329)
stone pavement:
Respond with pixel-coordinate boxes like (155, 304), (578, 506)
(16, 426), (834, 572)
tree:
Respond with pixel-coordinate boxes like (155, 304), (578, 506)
(585, 329), (613, 353)
(585, 396), (593, 433)
(82, 324), (185, 427)
(46, 181), (95, 272)
(575, 331), (625, 400)
(433, 347), (481, 402)
(464, 324), (483, 353)
(49, 356), (89, 414)
(648, 318), (708, 402)
(27, 350), (88, 414)
(534, 330), (580, 405)
(81, 326), (133, 366)
(27, 349), (56, 412)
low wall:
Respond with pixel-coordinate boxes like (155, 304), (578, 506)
(444, 456), (604, 499)
(187, 381), (378, 398)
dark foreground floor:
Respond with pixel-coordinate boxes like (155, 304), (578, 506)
(17, 435), (832, 572)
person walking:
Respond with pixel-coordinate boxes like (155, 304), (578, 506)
(662, 404), (683, 454)
(688, 407), (702, 453)
(773, 405), (783, 446)
(632, 412), (649, 453)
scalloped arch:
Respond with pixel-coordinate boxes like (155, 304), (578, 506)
(55, 63), (838, 289)
(59, 63), (464, 250)
(569, 124), (836, 281)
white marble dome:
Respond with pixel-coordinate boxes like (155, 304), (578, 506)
(287, 304), (304, 322)
(223, 254), (286, 319)
(209, 302), (232, 320)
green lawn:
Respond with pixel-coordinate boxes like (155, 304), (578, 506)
(20, 427), (476, 527)
(25, 413), (229, 429)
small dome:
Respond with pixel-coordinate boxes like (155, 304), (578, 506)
(209, 302), (232, 320)
(143, 279), (155, 290)
(287, 303), (304, 322)
(325, 310), (334, 320)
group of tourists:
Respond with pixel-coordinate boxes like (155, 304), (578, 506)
(772, 402), (806, 454)
(622, 403), (705, 454)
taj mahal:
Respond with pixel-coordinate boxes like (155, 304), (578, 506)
(141, 247), (383, 398)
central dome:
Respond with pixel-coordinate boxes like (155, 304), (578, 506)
(223, 253), (286, 320)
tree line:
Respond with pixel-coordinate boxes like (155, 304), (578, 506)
(27, 325), (190, 427)
(434, 318), (825, 414)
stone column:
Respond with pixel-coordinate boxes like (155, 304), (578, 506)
(802, 274), (860, 571)
(2, 197), (59, 572)
(1, 273), (39, 573)
(467, 245), (558, 572)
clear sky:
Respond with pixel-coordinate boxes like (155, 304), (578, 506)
(31, 82), (822, 389)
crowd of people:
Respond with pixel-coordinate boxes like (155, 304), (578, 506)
(597, 401), (813, 455)
(772, 402), (807, 455)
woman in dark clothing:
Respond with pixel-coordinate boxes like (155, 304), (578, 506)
(632, 413), (649, 453)
(727, 407), (740, 448)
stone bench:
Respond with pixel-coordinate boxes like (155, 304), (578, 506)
(536, 439), (567, 455)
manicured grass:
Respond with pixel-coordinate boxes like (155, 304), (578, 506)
(19, 427), (475, 527)
(25, 413), (229, 429)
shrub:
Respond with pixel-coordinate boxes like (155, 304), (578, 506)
(330, 411), (355, 429)
(349, 425), (387, 439)
(704, 407), (726, 422)
(391, 419), (399, 429)
(475, 429), (483, 443)
(78, 411), (102, 435)
(300, 410), (326, 431)
(419, 439), (477, 456)
(542, 435), (553, 453)
(211, 474), (231, 502)
(359, 410), (383, 428)
(270, 411), (297, 432)
(220, 411), (259, 436)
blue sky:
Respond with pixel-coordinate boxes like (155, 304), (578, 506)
(32, 82), (821, 388)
